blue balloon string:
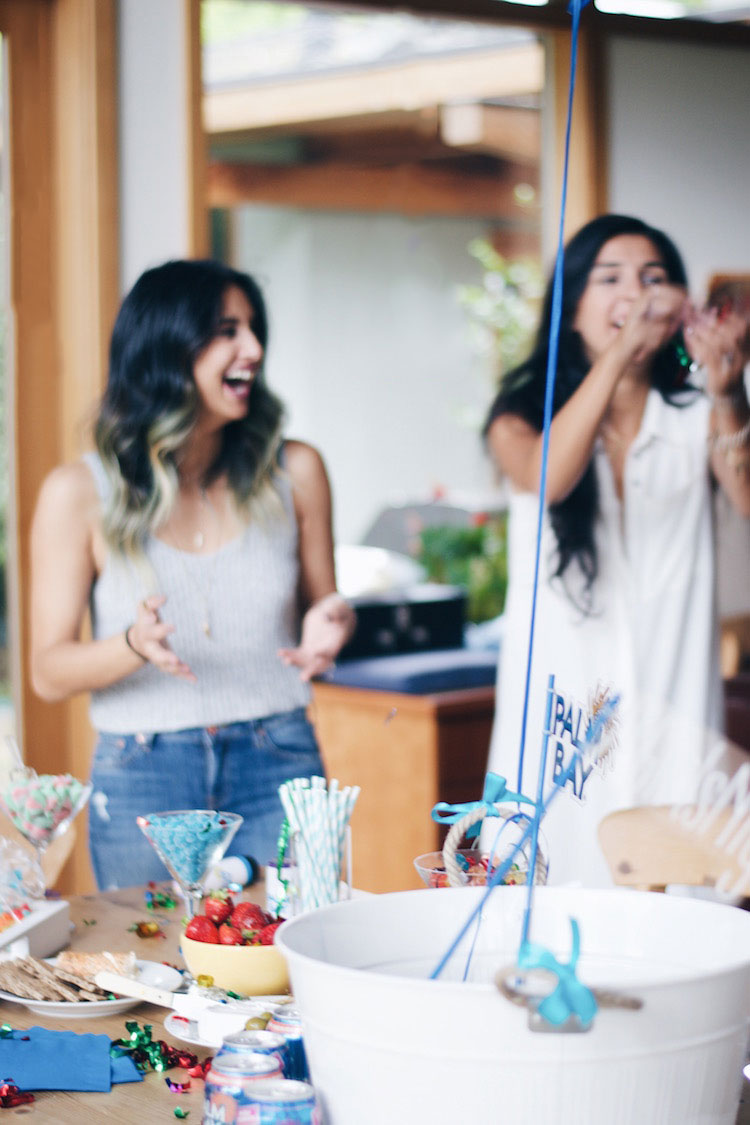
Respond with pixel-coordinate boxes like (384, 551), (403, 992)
(430, 693), (618, 983)
(515, 0), (587, 800)
(430, 0), (594, 988)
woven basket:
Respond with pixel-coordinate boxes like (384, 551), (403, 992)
(441, 805), (548, 888)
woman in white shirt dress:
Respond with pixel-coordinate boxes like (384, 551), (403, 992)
(484, 214), (750, 886)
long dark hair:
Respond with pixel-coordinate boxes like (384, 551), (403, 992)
(95, 259), (285, 555)
(484, 214), (693, 605)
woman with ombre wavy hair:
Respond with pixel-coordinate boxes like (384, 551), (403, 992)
(481, 214), (750, 888)
(30, 258), (354, 890)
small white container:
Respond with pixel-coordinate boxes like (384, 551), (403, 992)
(278, 886), (750, 1125)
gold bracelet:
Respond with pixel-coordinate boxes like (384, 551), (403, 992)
(124, 625), (147, 662)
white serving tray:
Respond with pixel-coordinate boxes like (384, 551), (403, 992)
(0, 899), (71, 960)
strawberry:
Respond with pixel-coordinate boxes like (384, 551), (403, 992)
(257, 921), (282, 946)
(204, 891), (234, 926)
(184, 915), (219, 944)
(218, 923), (244, 946)
(230, 901), (271, 932)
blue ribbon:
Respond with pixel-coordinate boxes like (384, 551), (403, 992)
(431, 772), (537, 839)
(514, 0), (590, 804)
(517, 918), (597, 1029)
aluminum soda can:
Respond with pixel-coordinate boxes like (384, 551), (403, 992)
(237, 1078), (322, 1124)
(216, 1029), (291, 1076)
(264, 1004), (309, 1082)
(202, 1052), (283, 1124)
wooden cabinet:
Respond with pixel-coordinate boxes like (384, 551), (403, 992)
(310, 682), (495, 893)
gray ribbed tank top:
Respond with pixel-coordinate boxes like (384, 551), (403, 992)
(84, 453), (310, 734)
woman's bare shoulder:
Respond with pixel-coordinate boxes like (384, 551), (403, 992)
(35, 459), (101, 521)
(282, 439), (327, 482)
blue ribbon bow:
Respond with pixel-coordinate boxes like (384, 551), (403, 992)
(517, 918), (597, 1029)
(431, 772), (537, 839)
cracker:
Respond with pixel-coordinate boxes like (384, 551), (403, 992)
(18, 957), (107, 1002)
(48, 965), (110, 1001)
(0, 961), (51, 1001)
(0, 957), (111, 1003)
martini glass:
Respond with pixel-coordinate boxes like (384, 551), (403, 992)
(0, 766), (93, 893)
(137, 809), (243, 917)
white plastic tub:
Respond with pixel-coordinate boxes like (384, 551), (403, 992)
(277, 886), (750, 1124)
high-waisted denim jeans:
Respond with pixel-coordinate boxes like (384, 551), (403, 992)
(88, 708), (323, 890)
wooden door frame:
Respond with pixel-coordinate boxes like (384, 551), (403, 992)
(0, 0), (118, 892)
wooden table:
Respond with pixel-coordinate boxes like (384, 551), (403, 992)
(3, 889), (750, 1124)
(0, 881), (267, 1122)
(311, 681), (495, 892)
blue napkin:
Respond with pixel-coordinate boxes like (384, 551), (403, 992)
(0, 1027), (143, 1091)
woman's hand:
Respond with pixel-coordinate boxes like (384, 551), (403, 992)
(126, 595), (196, 682)
(278, 593), (355, 682)
(612, 284), (687, 368)
(683, 306), (750, 399)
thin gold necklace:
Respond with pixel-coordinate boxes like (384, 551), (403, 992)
(163, 489), (224, 639)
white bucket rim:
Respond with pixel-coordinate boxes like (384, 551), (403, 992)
(277, 885), (750, 994)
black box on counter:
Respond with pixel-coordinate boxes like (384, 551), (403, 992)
(340, 583), (466, 661)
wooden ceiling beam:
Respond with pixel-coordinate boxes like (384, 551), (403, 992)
(208, 159), (539, 220)
(440, 103), (540, 162)
(338, 0), (750, 43)
(204, 42), (544, 134)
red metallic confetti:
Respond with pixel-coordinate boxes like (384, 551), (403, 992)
(0, 1080), (35, 1108)
(187, 1057), (213, 1079)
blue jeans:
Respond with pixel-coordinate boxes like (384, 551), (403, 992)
(88, 709), (323, 891)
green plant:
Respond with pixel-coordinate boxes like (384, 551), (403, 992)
(456, 239), (543, 380)
(416, 515), (508, 624)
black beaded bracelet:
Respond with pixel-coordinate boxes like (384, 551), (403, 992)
(124, 625), (147, 662)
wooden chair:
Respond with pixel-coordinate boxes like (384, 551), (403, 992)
(597, 805), (750, 895)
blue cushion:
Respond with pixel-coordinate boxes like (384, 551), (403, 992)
(321, 647), (497, 695)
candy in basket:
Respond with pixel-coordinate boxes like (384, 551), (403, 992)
(417, 772), (548, 888)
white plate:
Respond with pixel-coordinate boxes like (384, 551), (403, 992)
(164, 996), (290, 1050)
(0, 959), (183, 1019)
(164, 1011), (210, 1048)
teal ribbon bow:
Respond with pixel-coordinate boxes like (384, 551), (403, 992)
(431, 772), (537, 839)
(517, 918), (597, 1029)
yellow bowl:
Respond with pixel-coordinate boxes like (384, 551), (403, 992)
(180, 933), (290, 996)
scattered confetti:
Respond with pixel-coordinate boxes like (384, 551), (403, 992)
(165, 1076), (190, 1093)
(0, 1080), (34, 1108)
(128, 920), (166, 939)
(174, 1110), (190, 1120)
(110, 1021), (200, 1075)
(145, 884), (177, 912)
(187, 1058), (212, 1080)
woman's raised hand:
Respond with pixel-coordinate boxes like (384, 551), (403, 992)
(613, 284), (687, 368)
(278, 593), (356, 683)
(127, 594), (196, 681)
(684, 306), (750, 398)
